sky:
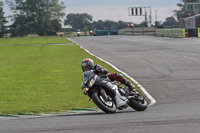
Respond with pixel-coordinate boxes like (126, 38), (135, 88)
(64, 0), (182, 23)
(2, 0), (182, 25)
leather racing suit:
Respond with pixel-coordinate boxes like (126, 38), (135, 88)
(93, 64), (135, 90)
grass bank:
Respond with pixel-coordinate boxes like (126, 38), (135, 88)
(0, 36), (72, 45)
(0, 36), (126, 114)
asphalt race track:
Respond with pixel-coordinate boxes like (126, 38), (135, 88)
(1, 36), (200, 133)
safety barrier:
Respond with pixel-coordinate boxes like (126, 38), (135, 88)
(125, 27), (156, 36)
(156, 28), (186, 38)
(118, 29), (125, 35)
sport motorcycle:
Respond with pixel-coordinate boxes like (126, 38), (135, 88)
(81, 70), (148, 113)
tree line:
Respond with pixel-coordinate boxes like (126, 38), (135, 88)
(0, 1), (7, 37)
(1, 0), (65, 37)
(64, 13), (131, 31)
(0, 0), (180, 38)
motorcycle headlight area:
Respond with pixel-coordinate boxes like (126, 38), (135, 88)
(83, 75), (97, 88)
(88, 78), (95, 88)
(83, 87), (89, 93)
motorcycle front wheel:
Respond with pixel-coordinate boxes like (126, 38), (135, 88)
(92, 91), (116, 113)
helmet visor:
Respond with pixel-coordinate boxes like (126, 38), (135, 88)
(82, 66), (93, 72)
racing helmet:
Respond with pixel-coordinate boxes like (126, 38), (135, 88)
(81, 58), (94, 72)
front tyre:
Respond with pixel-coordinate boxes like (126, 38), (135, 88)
(92, 91), (116, 113)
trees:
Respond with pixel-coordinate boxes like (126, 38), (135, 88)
(92, 20), (117, 30)
(7, 0), (65, 36)
(64, 13), (127, 31)
(163, 16), (178, 27)
(117, 20), (128, 30)
(0, 1), (7, 38)
(173, 2), (184, 21)
(64, 13), (93, 30)
(93, 20), (104, 30)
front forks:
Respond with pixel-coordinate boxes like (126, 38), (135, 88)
(99, 88), (110, 101)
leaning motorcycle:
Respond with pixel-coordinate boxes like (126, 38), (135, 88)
(81, 70), (148, 113)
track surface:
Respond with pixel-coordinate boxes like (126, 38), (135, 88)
(1, 36), (200, 133)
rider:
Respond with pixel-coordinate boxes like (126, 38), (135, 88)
(81, 58), (135, 91)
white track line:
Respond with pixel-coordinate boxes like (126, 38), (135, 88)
(68, 38), (156, 106)
(184, 56), (200, 61)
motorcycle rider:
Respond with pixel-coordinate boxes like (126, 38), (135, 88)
(89, 28), (93, 36)
(77, 29), (80, 37)
(81, 58), (135, 91)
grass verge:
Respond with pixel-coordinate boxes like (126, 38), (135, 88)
(0, 36), (72, 46)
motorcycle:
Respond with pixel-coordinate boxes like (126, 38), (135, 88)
(77, 31), (80, 37)
(89, 29), (93, 36)
(77, 30), (80, 37)
(81, 70), (148, 113)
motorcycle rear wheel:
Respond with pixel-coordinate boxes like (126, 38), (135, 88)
(92, 91), (116, 113)
(128, 93), (148, 111)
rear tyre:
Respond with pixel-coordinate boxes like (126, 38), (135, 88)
(128, 92), (148, 111)
(92, 91), (116, 113)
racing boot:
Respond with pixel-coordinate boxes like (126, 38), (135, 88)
(122, 78), (138, 95)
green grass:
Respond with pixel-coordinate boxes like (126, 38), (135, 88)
(0, 36), (72, 45)
(0, 36), (132, 115)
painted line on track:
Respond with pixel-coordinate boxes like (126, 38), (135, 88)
(68, 38), (156, 106)
(184, 56), (200, 61)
